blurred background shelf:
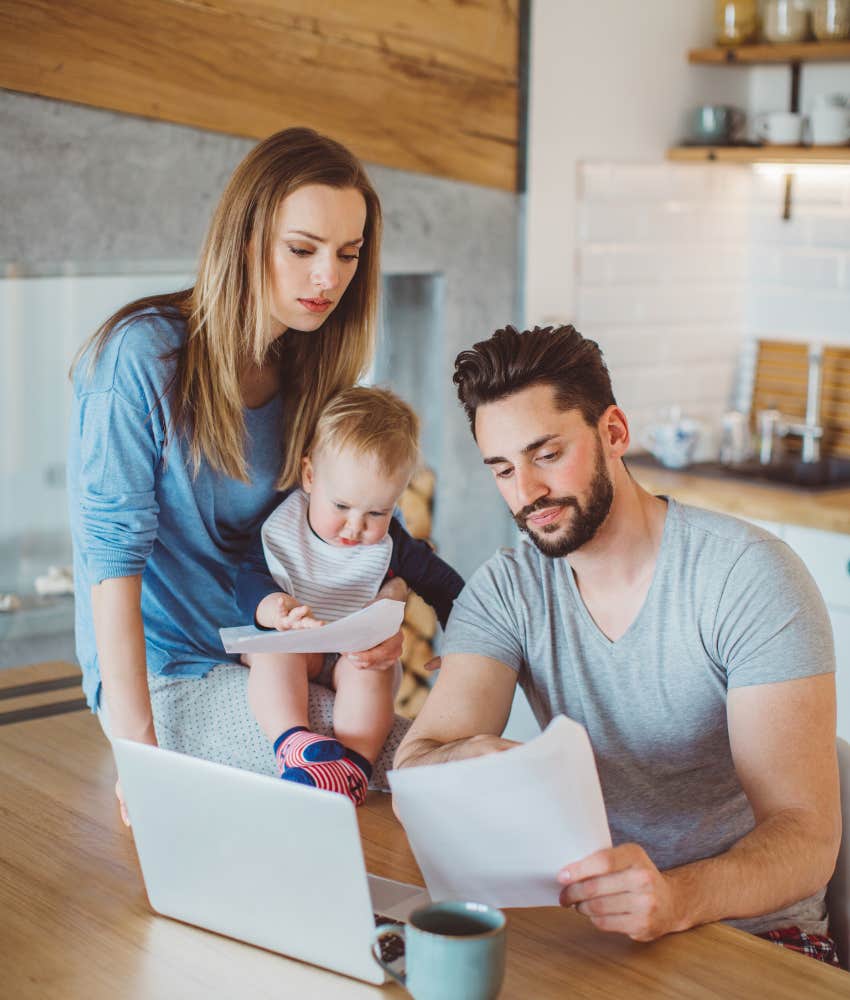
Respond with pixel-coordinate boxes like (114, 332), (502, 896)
(689, 41), (850, 64)
(667, 145), (850, 163)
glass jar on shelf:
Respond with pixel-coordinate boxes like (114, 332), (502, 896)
(811, 0), (850, 39)
(762, 0), (811, 42)
(715, 0), (759, 44)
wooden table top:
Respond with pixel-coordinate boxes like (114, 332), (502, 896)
(1, 661), (848, 999)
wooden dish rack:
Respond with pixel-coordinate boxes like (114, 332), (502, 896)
(752, 340), (850, 458)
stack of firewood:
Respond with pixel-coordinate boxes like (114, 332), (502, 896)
(395, 466), (439, 719)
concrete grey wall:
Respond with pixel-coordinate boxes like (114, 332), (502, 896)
(374, 274), (446, 476)
(0, 89), (518, 580)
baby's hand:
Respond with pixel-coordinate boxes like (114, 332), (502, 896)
(256, 592), (324, 631)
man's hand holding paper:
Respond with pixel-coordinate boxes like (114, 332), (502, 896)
(557, 842), (684, 941)
(388, 716), (611, 909)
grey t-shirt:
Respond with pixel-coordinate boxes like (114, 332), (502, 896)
(444, 499), (835, 936)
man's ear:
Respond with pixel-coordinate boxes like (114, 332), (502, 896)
(600, 405), (630, 458)
(301, 454), (314, 494)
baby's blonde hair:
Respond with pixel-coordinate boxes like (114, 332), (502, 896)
(308, 386), (420, 478)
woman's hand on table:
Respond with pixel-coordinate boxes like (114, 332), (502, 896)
(113, 726), (158, 828)
(115, 780), (130, 827)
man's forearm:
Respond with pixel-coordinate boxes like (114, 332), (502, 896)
(394, 733), (517, 770)
(393, 653), (521, 770)
(667, 806), (839, 931)
(394, 736), (469, 769)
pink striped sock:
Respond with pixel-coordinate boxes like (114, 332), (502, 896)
(275, 728), (345, 773)
(282, 756), (370, 806)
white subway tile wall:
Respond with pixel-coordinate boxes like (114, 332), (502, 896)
(576, 162), (850, 457)
(746, 168), (850, 354)
(576, 163), (750, 457)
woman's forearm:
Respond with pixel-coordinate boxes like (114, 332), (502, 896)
(91, 575), (157, 745)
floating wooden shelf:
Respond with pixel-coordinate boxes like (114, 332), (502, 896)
(679, 39), (850, 208)
(667, 145), (850, 164)
(689, 41), (850, 64)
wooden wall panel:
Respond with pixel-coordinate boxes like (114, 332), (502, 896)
(0, 0), (521, 190)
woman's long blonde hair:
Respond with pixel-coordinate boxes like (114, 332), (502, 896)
(73, 127), (382, 489)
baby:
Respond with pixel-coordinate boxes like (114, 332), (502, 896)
(241, 386), (463, 805)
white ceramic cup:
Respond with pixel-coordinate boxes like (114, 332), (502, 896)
(810, 107), (850, 145)
(811, 92), (848, 111)
(755, 111), (805, 145)
(643, 419), (701, 469)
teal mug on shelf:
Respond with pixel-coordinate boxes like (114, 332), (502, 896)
(372, 900), (507, 1000)
(690, 105), (745, 144)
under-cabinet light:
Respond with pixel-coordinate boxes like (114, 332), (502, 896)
(752, 163), (850, 179)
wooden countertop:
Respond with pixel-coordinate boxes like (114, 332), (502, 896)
(1, 661), (848, 998)
(628, 456), (850, 535)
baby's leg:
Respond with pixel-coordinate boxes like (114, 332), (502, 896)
(247, 652), (368, 802)
(246, 653), (345, 770)
(245, 651), (314, 742)
(332, 658), (397, 765)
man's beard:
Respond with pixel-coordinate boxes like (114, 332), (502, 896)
(513, 439), (614, 558)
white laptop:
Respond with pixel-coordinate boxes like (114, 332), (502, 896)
(112, 738), (430, 985)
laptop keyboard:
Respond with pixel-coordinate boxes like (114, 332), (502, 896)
(373, 913), (405, 964)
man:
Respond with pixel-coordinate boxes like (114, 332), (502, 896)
(395, 324), (841, 962)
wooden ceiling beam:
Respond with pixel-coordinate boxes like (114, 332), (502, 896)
(0, 0), (521, 190)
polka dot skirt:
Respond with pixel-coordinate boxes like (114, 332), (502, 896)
(101, 663), (411, 791)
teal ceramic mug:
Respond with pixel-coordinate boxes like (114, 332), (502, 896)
(690, 105), (745, 144)
(372, 900), (506, 1000)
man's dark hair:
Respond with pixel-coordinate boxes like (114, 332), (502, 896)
(453, 324), (616, 437)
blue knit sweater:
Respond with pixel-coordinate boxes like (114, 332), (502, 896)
(68, 310), (285, 709)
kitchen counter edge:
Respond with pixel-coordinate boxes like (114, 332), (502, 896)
(629, 459), (850, 536)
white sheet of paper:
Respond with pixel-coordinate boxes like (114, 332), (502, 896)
(219, 599), (405, 654)
(388, 715), (611, 908)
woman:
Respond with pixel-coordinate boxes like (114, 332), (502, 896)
(68, 128), (408, 822)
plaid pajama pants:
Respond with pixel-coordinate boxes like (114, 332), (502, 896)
(757, 926), (841, 967)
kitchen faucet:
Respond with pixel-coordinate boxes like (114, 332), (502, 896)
(757, 344), (824, 465)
